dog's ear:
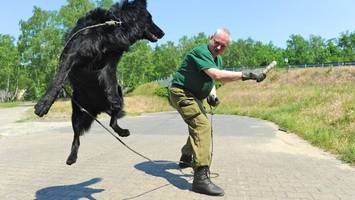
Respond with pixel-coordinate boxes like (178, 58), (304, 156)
(133, 0), (147, 8)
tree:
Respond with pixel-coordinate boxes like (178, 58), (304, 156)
(118, 41), (155, 89)
(222, 40), (242, 68)
(285, 34), (311, 64)
(17, 7), (64, 99)
(326, 38), (342, 62)
(223, 38), (256, 68)
(0, 34), (21, 101)
(59, 0), (95, 30)
(152, 41), (180, 79)
(308, 35), (329, 63)
(178, 33), (209, 59)
(338, 31), (355, 61)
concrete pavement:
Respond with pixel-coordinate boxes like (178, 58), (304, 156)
(0, 112), (354, 200)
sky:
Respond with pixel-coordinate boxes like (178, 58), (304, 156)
(0, 0), (354, 48)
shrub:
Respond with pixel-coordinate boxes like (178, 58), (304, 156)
(154, 86), (169, 97)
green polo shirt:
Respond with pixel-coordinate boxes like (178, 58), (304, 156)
(171, 44), (223, 100)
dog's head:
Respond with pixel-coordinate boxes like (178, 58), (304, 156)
(110, 0), (164, 43)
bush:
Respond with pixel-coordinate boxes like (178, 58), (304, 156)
(154, 86), (169, 97)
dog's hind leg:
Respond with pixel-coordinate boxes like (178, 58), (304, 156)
(66, 99), (95, 165)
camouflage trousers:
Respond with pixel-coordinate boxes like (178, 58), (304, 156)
(169, 87), (211, 168)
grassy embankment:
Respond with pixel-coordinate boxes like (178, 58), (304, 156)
(216, 67), (355, 164)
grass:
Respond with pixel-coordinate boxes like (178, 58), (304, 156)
(18, 99), (73, 122)
(124, 81), (173, 114)
(0, 101), (22, 108)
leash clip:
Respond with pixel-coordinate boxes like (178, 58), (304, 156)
(105, 20), (122, 26)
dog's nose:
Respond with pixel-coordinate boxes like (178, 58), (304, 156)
(159, 31), (165, 38)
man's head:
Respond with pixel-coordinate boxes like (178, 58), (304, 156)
(208, 28), (231, 57)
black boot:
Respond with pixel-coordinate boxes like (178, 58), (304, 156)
(192, 166), (224, 196)
(179, 154), (193, 168)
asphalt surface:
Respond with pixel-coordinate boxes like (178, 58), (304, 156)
(0, 110), (354, 200)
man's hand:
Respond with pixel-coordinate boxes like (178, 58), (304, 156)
(207, 85), (220, 107)
(207, 94), (220, 107)
(242, 71), (266, 82)
(242, 61), (276, 82)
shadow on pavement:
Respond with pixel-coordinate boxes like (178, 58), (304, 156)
(35, 177), (104, 200)
(123, 161), (191, 199)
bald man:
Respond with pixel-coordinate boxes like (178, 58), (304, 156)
(169, 28), (268, 196)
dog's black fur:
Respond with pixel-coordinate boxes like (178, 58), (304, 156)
(34, 0), (164, 165)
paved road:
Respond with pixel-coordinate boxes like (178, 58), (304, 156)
(0, 111), (354, 200)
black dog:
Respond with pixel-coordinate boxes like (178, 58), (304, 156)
(34, 0), (164, 165)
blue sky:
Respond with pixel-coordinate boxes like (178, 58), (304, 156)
(0, 0), (354, 48)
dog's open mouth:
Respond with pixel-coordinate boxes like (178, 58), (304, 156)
(146, 32), (159, 42)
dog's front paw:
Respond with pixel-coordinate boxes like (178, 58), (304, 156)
(118, 129), (130, 137)
(112, 127), (130, 137)
(34, 97), (53, 117)
(110, 118), (130, 137)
